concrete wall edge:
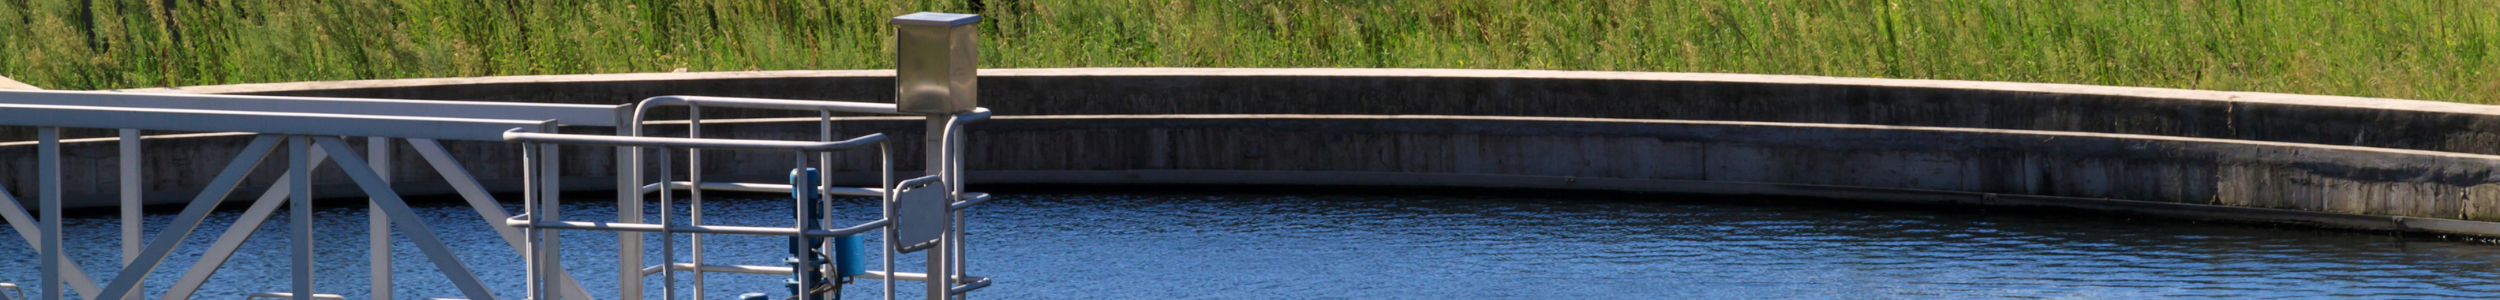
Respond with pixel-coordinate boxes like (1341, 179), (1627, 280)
(968, 169), (2499, 237)
(105, 68), (2500, 116)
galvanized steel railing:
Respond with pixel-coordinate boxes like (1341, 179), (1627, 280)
(0, 88), (606, 300)
(0, 11), (993, 300)
(0, 91), (996, 300)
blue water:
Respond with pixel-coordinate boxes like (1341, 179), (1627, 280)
(6, 192), (2500, 299)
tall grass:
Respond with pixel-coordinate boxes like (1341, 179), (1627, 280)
(3, 0), (2494, 103)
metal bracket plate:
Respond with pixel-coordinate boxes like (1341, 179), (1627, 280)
(894, 182), (948, 253)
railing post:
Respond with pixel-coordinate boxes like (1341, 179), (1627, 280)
(688, 104), (706, 300)
(38, 126), (61, 300)
(369, 136), (393, 300)
(618, 107), (646, 300)
(657, 149), (678, 300)
(524, 142), (543, 300)
(118, 128), (141, 300)
(289, 135), (315, 300)
(539, 141), (564, 300)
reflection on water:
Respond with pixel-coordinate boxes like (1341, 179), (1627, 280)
(5, 192), (2500, 299)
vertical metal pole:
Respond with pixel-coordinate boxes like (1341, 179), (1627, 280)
(819, 110), (835, 264)
(950, 124), (968, 300)
(687, 105), (705, 300)
(924, 117), (949, 300)
(791, 152), (813, 300)
(117, 128), (141, 300)
(658, 149), (677, 300)
(540, 142), (565, 300)
(880, 143), (895, 300)
(38, 127), (61, 300)
(620, 110), (646, 300)
(523, 142), (543, 300)
(368, 137), (392, 300)
(288, 136), (314, 300)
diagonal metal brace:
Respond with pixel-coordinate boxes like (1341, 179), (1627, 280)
(93, 135), (284, 300)
(161, 148), (327, 300)
(407, 138), (595, 300)
(313, 137), (503, 300)
(0, 187), (102, 299)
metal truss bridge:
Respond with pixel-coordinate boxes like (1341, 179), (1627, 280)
(1, 12), (996, 300)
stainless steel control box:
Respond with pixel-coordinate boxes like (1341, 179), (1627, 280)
(891, 12), (981, 114)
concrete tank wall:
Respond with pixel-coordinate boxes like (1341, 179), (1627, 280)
(12, 115), (2500, 236)
(106, 69), (2500, 155)
(10, 68), (2500, 236)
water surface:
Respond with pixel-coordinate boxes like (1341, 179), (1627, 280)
(4, 193), (2498, 299)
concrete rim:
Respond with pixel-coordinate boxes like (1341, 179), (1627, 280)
(110, 68), (2500, 117)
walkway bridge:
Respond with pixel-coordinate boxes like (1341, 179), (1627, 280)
(0, 12), (995, 300)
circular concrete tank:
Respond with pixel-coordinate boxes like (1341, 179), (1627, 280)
(15, 68), (2500, 237)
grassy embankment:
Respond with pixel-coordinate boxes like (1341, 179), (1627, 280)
(2, 0), (2493, 102)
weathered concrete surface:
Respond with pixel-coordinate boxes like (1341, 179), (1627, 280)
(0, 76), (37, 90)
(101, 68), (2500, 156)
(14, 115), (2500, 236)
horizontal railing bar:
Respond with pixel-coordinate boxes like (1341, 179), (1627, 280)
(855, 271), (927, 282)
(951, 277), (992, 295)
(614, 258), (990, 286)
(951, 192), (993, 211)
(630, 265), (990, 286)
(245, 292), (347, 300)
(625, 266), (988, 286)
(0, 132), (254, 147)
(506, 214), (889, 238)
(638, 263), (794, 276)
(851, 271), (988, 285)
(951, 107), (993, 123)
(637, 181), (884, 197)
(898, 175), (943, 191)
(640, 95), (901, 115)
(0, 104), (551, 141)
(0, 90), (625, 126)
(504, 129), (885, 151)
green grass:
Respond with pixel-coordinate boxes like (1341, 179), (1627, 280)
(4, 0), (2494, 103)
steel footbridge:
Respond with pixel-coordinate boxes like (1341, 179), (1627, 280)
(0, 12), (996, 300)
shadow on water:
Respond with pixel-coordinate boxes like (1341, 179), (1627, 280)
(6, 186), (2500, 299)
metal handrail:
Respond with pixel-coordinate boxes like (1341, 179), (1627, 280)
(635, 181), (885, 197)
(506, 214), (891, 238)
(635, 265), (990, 289)
(0, 103), (554, 141)
(951, 277), (993, 295)
(608, 95), (935, 300)
(246, 292), (347, 300)
(0, 89), (625, 126)
(897, 175), (944, 191)
(502, 129), (885, 151)
(644, 263), (793, 276)
(600, 93), (990, 300)
(951, 192), (995, 211)
(634, 95), (902, 115)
